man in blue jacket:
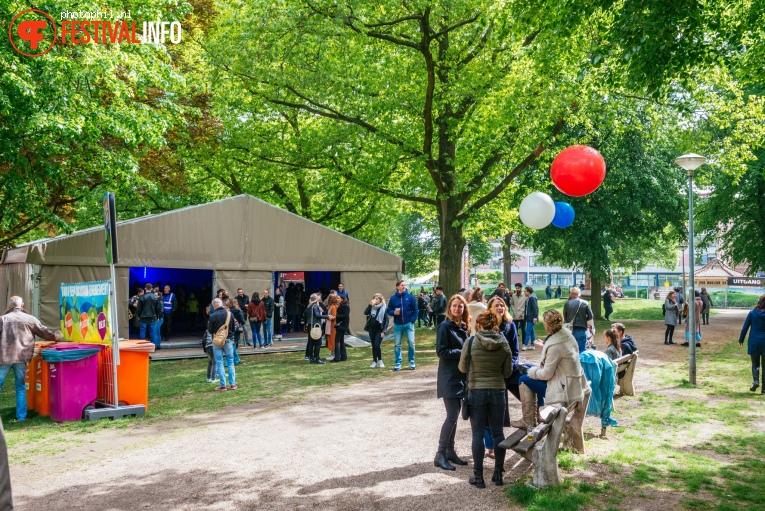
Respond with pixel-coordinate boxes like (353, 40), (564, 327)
(388, 280), (418, 371)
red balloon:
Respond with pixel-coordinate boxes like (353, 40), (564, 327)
(550, 145), (606, 197)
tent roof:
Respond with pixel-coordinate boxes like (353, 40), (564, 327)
(8, 195), (402, 272)
(686, 258), (743, 278)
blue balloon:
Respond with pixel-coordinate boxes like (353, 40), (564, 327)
(552, 202), (575, 228)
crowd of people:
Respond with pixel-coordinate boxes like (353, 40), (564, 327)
(431, 285), (636, 487)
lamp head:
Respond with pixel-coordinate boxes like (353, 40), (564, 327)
(679, 245), (688, 251)
(674, 153), (707, 172)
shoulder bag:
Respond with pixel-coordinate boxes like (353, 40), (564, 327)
(564, 299), (582, 332)
(309, 306), (323, 340)
(212, 310), (231, 347)
(461, 337), (474, 420)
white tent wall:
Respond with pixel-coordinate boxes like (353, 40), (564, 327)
(39, 265), (130, 339)
(215, 270), (273, 305)
(341, 271), (399, 335)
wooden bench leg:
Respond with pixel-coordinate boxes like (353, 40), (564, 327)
(531, 404), (568, 488)
(562, 390), (590, 454)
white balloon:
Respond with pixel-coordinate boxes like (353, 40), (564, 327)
(519, 192), (556, 230)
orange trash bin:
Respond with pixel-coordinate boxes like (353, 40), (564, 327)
(34, 358), (51, 417)
(25, 356), (39, 412)
(115, 341), (153, 411)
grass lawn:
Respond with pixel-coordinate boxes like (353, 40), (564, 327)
(505, 342), (765, 511)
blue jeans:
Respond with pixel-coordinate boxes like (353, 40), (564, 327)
(140, 319), (159, 348)
(154, 317), (164, 348)
(520, 374), (547, 407)
(263, 317), (273, 345)
(572, 328), (587, 353)
(524, 320), (536, 346)
(484, 427), (494, 449)
(0, 363), (27, 420)
(250, 321), (263, 346)
(213, 338), (236, 387)
(393, 322), (415, 367)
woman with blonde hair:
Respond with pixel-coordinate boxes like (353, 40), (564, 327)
(434, 294), (471, 471)
(512, 309), (586, 430)
(467, 287), (486, 334)
(459, 309), (513, 488)
(364, 293), (389, 367)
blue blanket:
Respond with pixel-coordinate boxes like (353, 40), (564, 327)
(579, 350), (616, 421)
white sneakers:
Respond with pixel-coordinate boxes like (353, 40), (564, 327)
(378, 361), (385, 368)
(370, 361), (378, 368)
(521, 345), (536, 351)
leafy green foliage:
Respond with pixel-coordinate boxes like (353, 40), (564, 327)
(697, 148), (765, 275)
(0, 0), (203, 245)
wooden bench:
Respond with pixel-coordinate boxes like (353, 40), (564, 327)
(498, 403), (572, 488)
(613, 351), (639, 396)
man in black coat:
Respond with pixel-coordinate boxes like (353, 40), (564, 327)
(136, 283), (163, 348)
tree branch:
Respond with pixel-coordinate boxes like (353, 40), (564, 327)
(433, 13), (480, 38)
(269, 183), (298, 215)
(457, 118), (566, 220)
(379, 187), (437, 206)
(341, 206), (375, 235)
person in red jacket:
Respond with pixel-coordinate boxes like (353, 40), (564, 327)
(247, 293), (267, 348)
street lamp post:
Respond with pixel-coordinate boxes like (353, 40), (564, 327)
(675, 153), (707, 385)
(679, 244), (688, 291)
(633, 260), (639, 298)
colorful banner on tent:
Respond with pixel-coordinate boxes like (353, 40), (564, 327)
(59, 281), (112, 344)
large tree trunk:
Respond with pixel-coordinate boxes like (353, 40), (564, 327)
(437, 207), (465, 297)
(590, 274), (603, 321)
(502, 232), (514, 286)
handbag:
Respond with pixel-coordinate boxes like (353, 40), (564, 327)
(461, 337), (474, 420)
(212, 310), (231, 347)
(564, 299), (582, 332)
(308, 306), (323, 340)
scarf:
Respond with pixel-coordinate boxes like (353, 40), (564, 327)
(371, 301), (386, 325)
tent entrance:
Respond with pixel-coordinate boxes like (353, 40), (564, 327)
(128, 267), (214, 337)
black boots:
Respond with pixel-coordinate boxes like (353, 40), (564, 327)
(445, 449), (468, 466)
(751, 382), (760, 392)
(491, 466), (504, 486)
(310, 358), (326, 365)
(469, 469), (486, 489)
(434, 453), (456, 471)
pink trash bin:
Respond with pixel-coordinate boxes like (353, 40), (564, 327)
(47, 344), (102, 422)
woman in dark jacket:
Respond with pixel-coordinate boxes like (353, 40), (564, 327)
(304, 293), (331, 365)
(332, 297), (350, 362)
(739, 294), (765, 393)
(364, 293), (389, 367)
(434, 294), (471, 471)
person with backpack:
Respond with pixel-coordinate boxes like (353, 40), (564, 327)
(365, 293), (389, 368)
(207, 297), (237, 390)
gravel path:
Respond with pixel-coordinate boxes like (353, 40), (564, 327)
(9, 309), (750, 510)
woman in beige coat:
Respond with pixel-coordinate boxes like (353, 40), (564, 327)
(511, 309), (586, 430)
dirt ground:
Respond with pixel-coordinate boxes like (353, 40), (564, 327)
(8, 309), (750, 510)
